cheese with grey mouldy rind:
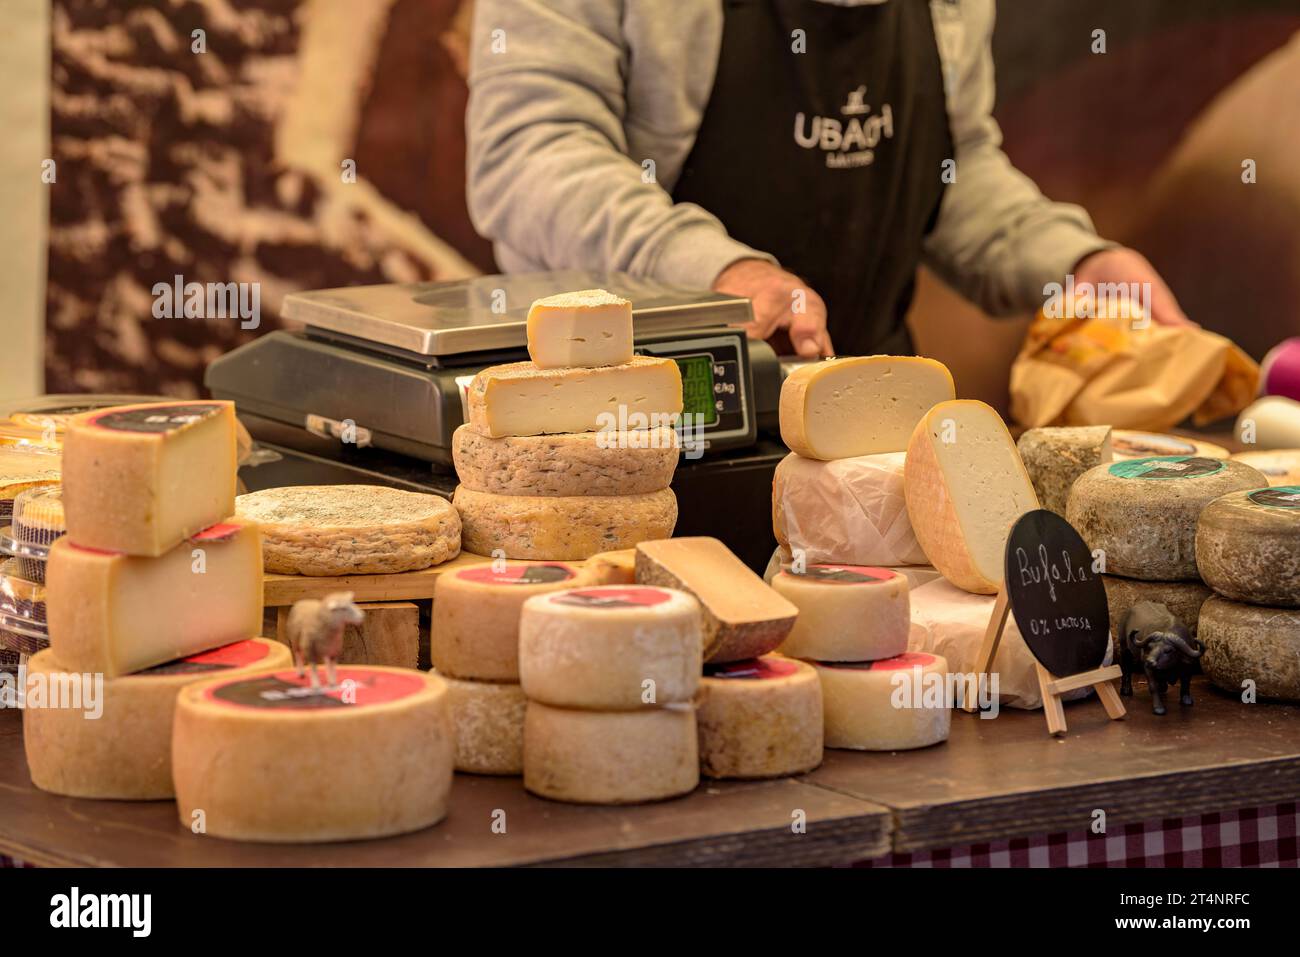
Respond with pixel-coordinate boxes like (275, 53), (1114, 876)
(1016, 425), (1112, 517)
(1199, 596), (1300, 702)
(1196, 486), (1300, 607)
(1102, 575), (1213, 638)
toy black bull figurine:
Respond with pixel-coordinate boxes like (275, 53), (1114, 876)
(1118, 600), (1204, 715)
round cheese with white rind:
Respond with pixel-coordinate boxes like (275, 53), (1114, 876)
(431, 561), (589, 681)
(697, 656), (823, 779)
(452, 425), (677, 497)
(172, 666), (454, 842)
(438, 673), (526, 776)
(1199, 596), (1300, 702)
(23, 639), (290, 800)
(237, 484), (461, 576)
(523, 701), (698, 804)
(519, 585), (702, 710)
(454, 486), (677, 561)
(1196, 487), (1300, 607)
(772, 564), (909, 662)
(809, 652), (952, 751)
(1067, 457), (1268, 581)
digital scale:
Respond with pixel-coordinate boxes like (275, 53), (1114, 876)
(206, 272), (789, 570)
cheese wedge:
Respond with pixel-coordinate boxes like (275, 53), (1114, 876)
(466, 357), (682, 438)
(904, 400), (1039, 594)
(779, 356), (955, 460)
(526, 288), (633, 369)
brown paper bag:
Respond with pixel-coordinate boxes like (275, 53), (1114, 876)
(1009, 308), (1259, 431)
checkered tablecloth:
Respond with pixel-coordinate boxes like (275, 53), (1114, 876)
(855, 801), (1300, 867)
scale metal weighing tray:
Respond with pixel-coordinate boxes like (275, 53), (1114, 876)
(207, 272), (788, 570)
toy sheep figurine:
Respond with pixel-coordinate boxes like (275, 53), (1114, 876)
(286, 592), (365, 689)
(1118, 600), (1204, 716)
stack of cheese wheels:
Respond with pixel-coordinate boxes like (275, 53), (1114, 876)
(452, 290), (682, 561)
(634, 537), (821, 777)
(1196, 485), (1300, 702)
(773, 356), (953, 573)
(1067, 456), (1268, 641)
(31, 401), (269, 799)
(430, 560), (595, 775)
(773, 564), (949, 751)
(519, 584), (703, 803)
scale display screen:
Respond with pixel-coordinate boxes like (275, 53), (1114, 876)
(676, 354), (719, 426)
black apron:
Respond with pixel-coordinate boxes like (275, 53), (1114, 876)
(673, 0), (953, 355)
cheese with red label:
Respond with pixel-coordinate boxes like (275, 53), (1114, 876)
(526, 288), (633, 369)
(23, 639), (289, 799)
(779, 356), (954, 460)
(809, 652), (952, 751)
(466, 357), (683, 438)
(905, 400), (1039, 594)
(439, 674), (526, 776)
(45, 519), (263, 677)
(772, 565), (909, 661)
(62, 401), (237, 556)
(519, 585), (702, 710)
(523, 701), (698, 804)
(635, 536), (798, 663)
(697, 656), (823, 779)
(173, 666), (454, 842)
(431, 561), (590, 681)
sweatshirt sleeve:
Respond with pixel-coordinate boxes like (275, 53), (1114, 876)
(921, 0), (1115, 316)
(466, 0), (773, 289)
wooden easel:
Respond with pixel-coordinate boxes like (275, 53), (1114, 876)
(968, 587), (1127, 736)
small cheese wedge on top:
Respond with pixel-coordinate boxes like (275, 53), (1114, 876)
(526, 288), (634, 369)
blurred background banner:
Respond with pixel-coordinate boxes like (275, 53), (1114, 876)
(25, 0), (1300, 408)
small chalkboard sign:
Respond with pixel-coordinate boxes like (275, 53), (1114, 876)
(969, 509), (1126, 736)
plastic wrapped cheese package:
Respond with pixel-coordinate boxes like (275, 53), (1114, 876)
(908, 579), (1110, 710)
(772, 451), (928, 567)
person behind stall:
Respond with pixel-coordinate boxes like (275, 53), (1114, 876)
(466, 0), (1190, 358)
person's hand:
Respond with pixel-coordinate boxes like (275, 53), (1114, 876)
(1072, 247), (1194, 327)
(712, 258), (834, 358)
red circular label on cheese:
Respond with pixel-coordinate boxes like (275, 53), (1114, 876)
(551, 587), (671, 609)
(204, 668), (426, 710)
(191, 522), (243, 543)
(458, 563), (577, 586)
(142, 639), (271, 677)
(705, 657), (798, 680)
(787, 565), (896, 585)
(89, 403), (223, 434)
(820, 652), (935, 671)
(1248, 486), (1300, 510)
(1108, 456), (1225, 481)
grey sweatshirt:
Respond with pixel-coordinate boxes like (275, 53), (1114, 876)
(467, 0), (1113, 316)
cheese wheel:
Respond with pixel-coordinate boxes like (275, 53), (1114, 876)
(438, 674), (526, 776)
(771, 451), (928, 566)
(1016, 426), (1113, 517)
(772, 565), (909, 661)
(23, 639), (290, 800)
(62, 401), (237, 556)
(519, 585), (702, 709)
(1230, 449), (1300, 487)
(1111, 431), (1230, 462)
(585, 549), (636, 585)
(173, 666), (454, 842)
(1102, 575), (1213, 638)
(697, 656), (823, 779)
(236, 485), (461, 576)
(1067, 457), (1268, 581)
(452, 425), (678, 497)
(779, 356), (955, 460)
(1199, 596), (1300, 702)
(526, 288), (633, 368)
(431, 561), (588, 681)
(523, 701), (698, 804)
(904, 400), (1039, 594)
(1196, 487), (1300, 607)
(455, 486), (677, 561)
(810, 652), (952, 751)
(1236, 396), (1300, 450)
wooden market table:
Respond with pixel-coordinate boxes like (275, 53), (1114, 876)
(3, 684), (1298, 867)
